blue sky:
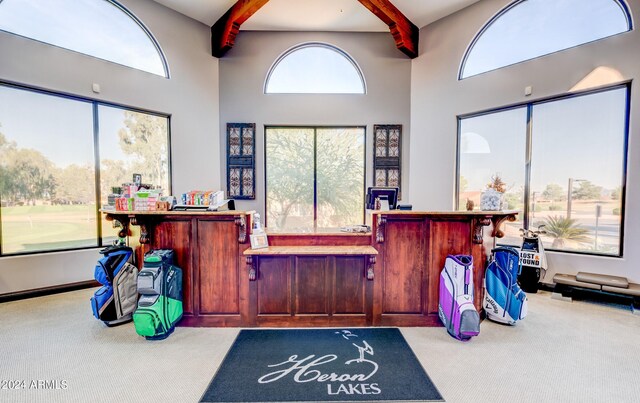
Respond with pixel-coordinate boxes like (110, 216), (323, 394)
(0, 85), (130, 167)
(0, 0), (165, 76)
(463, 0), (630, 78)
(460, 88), (627, 192)
(266, 45), (365, 94)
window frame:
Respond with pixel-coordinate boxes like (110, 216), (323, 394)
(0, 79), (172, 257)
(264, 42), (367, 94)
(108, 0), (171, 78)
(0, 0), (170, 78)
(459, 0), (634, 80)
(455, 83), (631, 257)
(263, 125), (367, 231)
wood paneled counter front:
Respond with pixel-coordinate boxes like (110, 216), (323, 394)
(103, 210), (516, 327)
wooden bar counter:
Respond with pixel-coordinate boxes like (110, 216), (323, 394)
(244, 245), (378, 327)
(103, 210), (516, 327)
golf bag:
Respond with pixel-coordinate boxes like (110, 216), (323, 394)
(133, 249), (183, 340)
(438, 255), (480, 341)
(518, 227), (548, 293)
(90, 244), (138, 326)
(484, 247), (528, 325)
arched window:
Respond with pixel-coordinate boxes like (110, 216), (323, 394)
(0, 0), (169, 78)
(460, 0), (632, 79)
(265, 43), (366, 94)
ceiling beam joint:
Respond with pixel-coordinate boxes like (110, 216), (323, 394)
(211, 0), (270, 58)
(356, 0), (419, 58)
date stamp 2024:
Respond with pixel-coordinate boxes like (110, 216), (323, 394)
(1, 380), (68, 390)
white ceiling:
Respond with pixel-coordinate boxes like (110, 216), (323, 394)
(152, 0), (479, 31)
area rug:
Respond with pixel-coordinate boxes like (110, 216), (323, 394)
(200, 328), (443, 402)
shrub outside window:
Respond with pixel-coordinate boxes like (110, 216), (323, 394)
(265, 126), (365, 232)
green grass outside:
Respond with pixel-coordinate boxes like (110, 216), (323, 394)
(1, 205), (99, 254)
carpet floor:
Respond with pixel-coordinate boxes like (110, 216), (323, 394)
(0, 288), (638, 403)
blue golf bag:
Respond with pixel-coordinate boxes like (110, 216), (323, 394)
(90, 244), (139, 326)
(484, 247), (528, 325)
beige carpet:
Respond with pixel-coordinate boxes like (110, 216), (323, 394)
(0, 288), (638, 403)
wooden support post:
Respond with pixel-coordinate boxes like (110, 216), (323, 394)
(246, 256), (256, 281)
(376, 214), (387, 243)
(235, 215), (247, 243)
(491, 214), (517, 239)
(472, 217), (491, 244)
(367, 256), (376, 280)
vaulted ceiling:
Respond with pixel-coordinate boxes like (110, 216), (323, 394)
(152, 0), (478, 31)
(152, 0), (479, 58)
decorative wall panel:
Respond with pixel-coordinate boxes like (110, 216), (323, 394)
(373, 125), (402, 197)
(227, 123), (255, 199)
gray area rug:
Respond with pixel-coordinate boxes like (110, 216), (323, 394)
(200, 328), (443, 402)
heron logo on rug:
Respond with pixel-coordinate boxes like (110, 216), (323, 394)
(257, 330), (382, 396)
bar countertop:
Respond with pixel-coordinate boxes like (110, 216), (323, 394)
(244, 245), (378, 255)
(100, 209), (252, 216)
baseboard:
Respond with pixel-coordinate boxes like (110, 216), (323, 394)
(538, 283), (556, 292)
(0, 280), (99, 303)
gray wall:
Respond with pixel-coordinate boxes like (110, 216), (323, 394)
(219, 31), (412, 220)
(410, 0), (640, 282)
(0, 0), (220, 294)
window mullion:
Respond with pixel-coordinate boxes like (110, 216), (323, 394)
(619, 86), (631, 256)
(0, 185), (3, 256)
(313, 128), (318, 231)
(523, 103), (533, 230)
(93, 103), (103, 247)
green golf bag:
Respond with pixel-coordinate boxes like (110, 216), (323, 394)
(133, 250), (183, 340)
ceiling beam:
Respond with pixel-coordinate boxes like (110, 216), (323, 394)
(356, 0), (419, 58)
(211, 0), (270, 58)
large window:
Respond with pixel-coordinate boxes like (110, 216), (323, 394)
(460, 0), (632, 79)
(98, 105), (170, 242)
(0, 0), (168, 77)
(265, 43), (366, 94)
(458, 107), (527, 246)
(457, 85), (629, 256)
(0, 86), (96, 254)
(529, 89), (627, 255)
(0, 83), (170, 255)
(266, 127), (365, 231)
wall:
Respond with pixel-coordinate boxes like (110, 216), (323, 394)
(410, 0), (640, 282)
(218, 31), (412, 221)
(0, 0), (220, 294)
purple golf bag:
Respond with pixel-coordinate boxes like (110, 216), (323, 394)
(438, 255), (480, 341)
